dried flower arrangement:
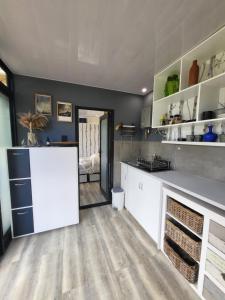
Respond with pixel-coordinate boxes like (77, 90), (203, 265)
(18, 112), (48, 145)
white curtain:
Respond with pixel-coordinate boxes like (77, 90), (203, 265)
(79, 123), (99, 157)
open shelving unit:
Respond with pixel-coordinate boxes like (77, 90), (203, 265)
(161, 187), (225, 299)
(152, 25), (225, 146)
(161, 190), (204, 295)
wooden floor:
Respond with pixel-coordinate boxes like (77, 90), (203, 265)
(80, 182), (107, 206)
(0, 205), (200, 300)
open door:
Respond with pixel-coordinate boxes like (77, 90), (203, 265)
(75, 106), (114, 208)
(100, 112), (113, 200)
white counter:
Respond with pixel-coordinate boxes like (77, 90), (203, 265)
(122, 162), (225, 212)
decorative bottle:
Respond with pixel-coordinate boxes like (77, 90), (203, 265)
(172, 74), (179, 93)
(203, 125), (218, 142)
(188, 60), (199, 86)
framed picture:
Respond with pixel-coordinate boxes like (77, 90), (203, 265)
(57, 101), (72, 122)
(35, 94), (52, 115)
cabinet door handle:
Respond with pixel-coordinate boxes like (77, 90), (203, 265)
(12, 153), (24, 156)
(222, 273), (225, 281)
(16, 211), (28, 215)
(14, 183), (26, 186)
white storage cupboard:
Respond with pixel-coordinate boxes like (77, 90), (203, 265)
(121, 163), (162, 245)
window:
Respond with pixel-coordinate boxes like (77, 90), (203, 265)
(0, 93), (12, 236)
(0, 67), (8, 87)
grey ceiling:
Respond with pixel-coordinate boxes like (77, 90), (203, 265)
(1, 0), (225, 95)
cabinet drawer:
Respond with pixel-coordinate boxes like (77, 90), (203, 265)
(209, 221), (225, 255)
(206, 249), (225, 289)
(12, 208), (34, 237)
(203, 276), (225, 300)
(10, 179), (32, 209)
(7, 149), (30, 179)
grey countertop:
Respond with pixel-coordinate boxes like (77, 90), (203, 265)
(122, 162), (225, 211)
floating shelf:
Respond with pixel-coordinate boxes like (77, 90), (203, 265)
(162, 141), (225, 147)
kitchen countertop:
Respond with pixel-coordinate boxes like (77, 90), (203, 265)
(122, 162), (225, 211)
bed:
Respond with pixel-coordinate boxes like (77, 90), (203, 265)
(79, 153), (100, 183)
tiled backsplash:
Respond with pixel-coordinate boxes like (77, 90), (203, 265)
(114, 140), (140, 186)
(140, 141), (225, 182)
(114, 140), (225, 185)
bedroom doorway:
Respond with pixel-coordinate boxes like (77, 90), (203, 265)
(75, 106), (114, 209)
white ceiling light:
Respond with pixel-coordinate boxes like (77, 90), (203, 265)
(141, 87), (147, 94)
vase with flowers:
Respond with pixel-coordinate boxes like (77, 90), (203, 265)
(18, 112), (48, 146)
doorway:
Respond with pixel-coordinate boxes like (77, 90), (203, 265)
(75, 106), (114, 209)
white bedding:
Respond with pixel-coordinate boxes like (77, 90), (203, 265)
(79, 153), (100, 174)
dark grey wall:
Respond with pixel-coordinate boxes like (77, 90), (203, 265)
(14, 75), (144, 144)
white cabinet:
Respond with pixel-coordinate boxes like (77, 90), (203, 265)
(30, 147), (79, 233)
(121, 163), (128, 197)
(125, 165), (162, 245)
(141, 106), (152, 128)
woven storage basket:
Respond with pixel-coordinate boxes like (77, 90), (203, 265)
(167, 198), (203, 234)
(164, 237), (199, 283)
(166, 219), (201, 261)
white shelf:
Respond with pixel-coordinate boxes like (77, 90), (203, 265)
(154, 84), (199, 104)
(166, 211), (202, 239)
(153, 121), (197, 129)
(154, 60), (181, 101)
(162, 141), (225, 147)
(205, 271), (225, 295)
(153, 116), (225, 129)
(155, 68), (225, 98)
(152, 24), (225, 133)
(200, 71), (225, 88)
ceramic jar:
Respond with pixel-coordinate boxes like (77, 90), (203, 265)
(188, 60), (199, 86)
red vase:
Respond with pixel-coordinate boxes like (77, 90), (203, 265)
(188, 60), (199, 86)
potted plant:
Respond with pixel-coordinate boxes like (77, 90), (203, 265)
(18, 112), (48, 146)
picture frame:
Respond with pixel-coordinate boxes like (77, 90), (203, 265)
(35, 94), (52, 115)
(57, 101), (73, 122)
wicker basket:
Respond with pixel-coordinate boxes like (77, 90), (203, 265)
(164, 237), (199, 283)
(166, 219), (201, 261)
(167, 198), (203, 234)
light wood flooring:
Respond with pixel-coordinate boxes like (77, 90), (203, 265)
(0, 204), (200, 300)
(80, 182), (107, 206)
